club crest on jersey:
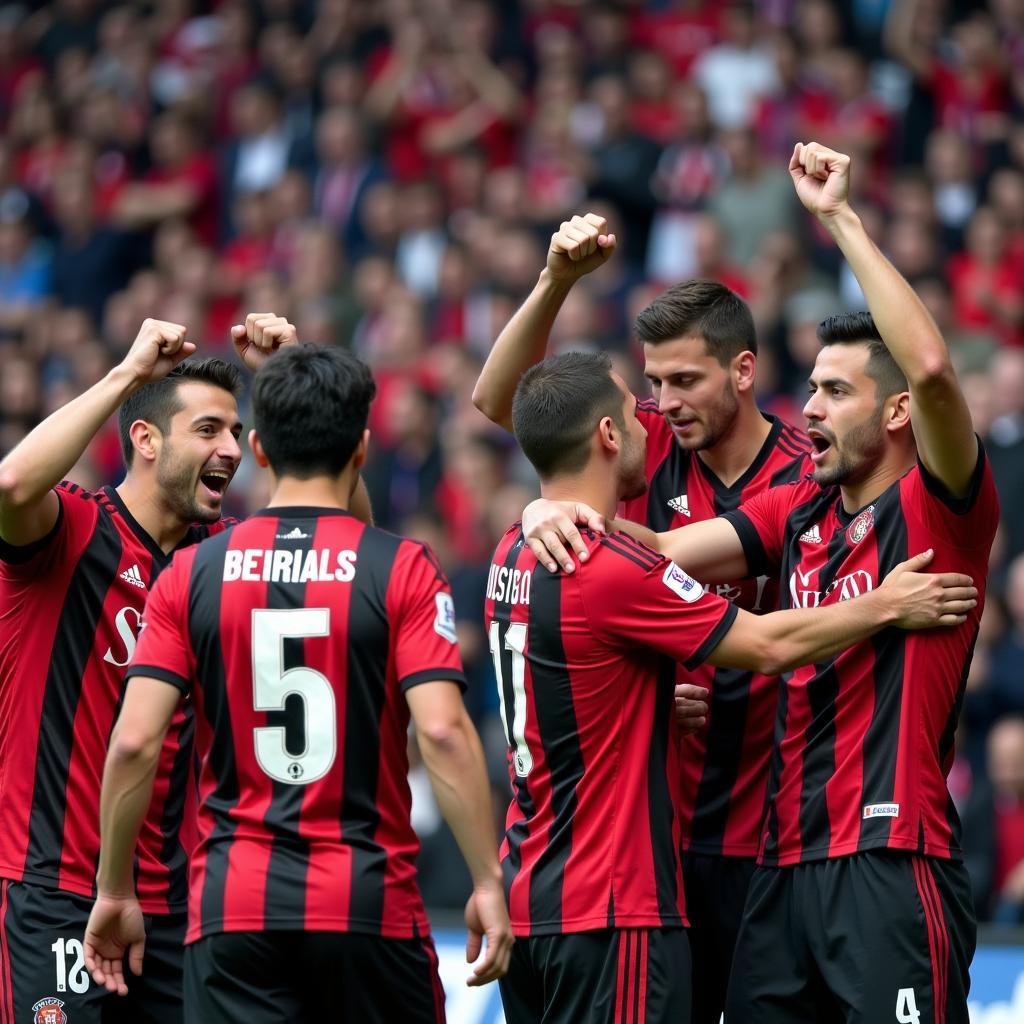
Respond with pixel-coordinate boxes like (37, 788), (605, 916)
(434, 592), (457, 643)
(32, 998), (68, 1024)
(666, 494), (691, 517)
(662, 563), (702, 603)
(847, 506), (874, 546)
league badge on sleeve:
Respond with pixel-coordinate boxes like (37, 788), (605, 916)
(662, 562), (703, 603)
(32, 999), (68, 1024)
(434, 592), (458, 643)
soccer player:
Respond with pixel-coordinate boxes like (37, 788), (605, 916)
(83, 345), (513, 1023)
(488, 350), (975, 1024)
(0, 312), (300, 1022)
(524, 144), (996, 1023)
(472, 214), (813, 1021)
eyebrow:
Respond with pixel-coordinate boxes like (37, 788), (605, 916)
(192, 414), (244, 433)
(808, 377), (854, 391)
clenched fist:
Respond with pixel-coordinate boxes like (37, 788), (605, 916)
(121, 319), (194, 386)
(547, 213), (617, 283)
(231, 312), (298, 372)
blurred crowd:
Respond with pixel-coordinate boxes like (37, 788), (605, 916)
(0, 0), (1023, 922)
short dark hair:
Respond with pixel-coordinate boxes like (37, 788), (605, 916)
(512, 351), (624, 479)
(634, 280), (757, 364)
(817, 313), (908, 400)
(252, 344), (376, 478)
(118, 359), (241, 467)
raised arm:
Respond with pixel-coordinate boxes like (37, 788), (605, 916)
(790, 143), (978, 496)
(471, 213), (616, 430)
(708, 549), (976, 674)
(406, 682), (513, 986)
(0, 319), (193, 547)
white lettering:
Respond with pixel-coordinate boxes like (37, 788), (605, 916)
(222, 549), (359, 584)
(486, 565), (532, 605)
(102, 606), (143, 667)
(789, 567), (876, 609)
(335, 550), (357, 581)
(223, 549), (243, 581)
(242, 549), (260, 581)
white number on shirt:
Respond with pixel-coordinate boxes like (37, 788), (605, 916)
(252, 608), (336, 785)
(489, 620), (533, 777)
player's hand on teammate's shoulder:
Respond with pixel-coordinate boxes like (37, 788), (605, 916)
(464, 884), (514, 987)
(547, 212), (617, 283)
(675, 683), (710, 735)
(231, 311), (299, 372)
(789, 142), (852, 222)
(522, 498), (607, 574)
(121, 318), (195, 386)
(877, 548), (978, 629)
(83, 892), (147, 997)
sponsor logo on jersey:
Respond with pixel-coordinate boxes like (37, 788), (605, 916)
(799, 524), (822, 544)
(120, 564), (146, 589)
(667, 494), (691, 517)
(32, 998), (68, 1024)
(275, 527), (310, 540)
(662, 562), (702, 603)
(789, 567), (875, 608)
(863, 803), (900, 819)
(847, 505), (874, 545)
(434, 592), (457, 643)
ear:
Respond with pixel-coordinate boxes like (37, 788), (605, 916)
(351, 428), (370, 470)
(733, 350), (757, 394)
(596, 415), (620, 455)
(885, 390), (912, 434)
(128, 420), (160, 465)
(249, 429), (269, 467)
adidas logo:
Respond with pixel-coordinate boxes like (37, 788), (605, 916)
(800, 525), (822, 544)
(667, 494), (691, 517)
(120, 564), (146, 589)
(275, 527), (310, 540)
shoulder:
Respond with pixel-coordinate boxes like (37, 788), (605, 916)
(589, 530), (664, 576)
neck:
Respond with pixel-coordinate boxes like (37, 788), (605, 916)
(115, 476), (194, 554)
(838, 450), (916, 512)
(266, 470), (359, 511)
(540, 467), (621, 525)
(697, 400), (773, 486)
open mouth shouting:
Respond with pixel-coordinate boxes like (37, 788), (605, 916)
(807, 428), (834, 464)
(199, 466), (233, 501)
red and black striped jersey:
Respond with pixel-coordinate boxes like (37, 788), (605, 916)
(0, 483), (228, 912)
(625, 403), (813, 857)
(722, 446), (999, 866)
(486, 524), (737, 936)
(125, 507), (466, 944)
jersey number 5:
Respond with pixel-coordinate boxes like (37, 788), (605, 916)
(489, 620), (533, 777)
(252, 607), (337, 785)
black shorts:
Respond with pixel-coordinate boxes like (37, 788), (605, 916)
(183, 930), (446, 1024)
(499, 927), (691, 1024)
(681, 852), (756, 1024)
(0, 878), (185, 1024)
(726, 852), (976, 1024)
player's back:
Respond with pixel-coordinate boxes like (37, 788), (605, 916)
(134, 507), (457, 943)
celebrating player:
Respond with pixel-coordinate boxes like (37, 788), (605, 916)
(0, 313), (303, 1022)
(472, 213), (813, 1020)
(525, 144), (996, 1023)
(489, 350), (974, 1024)
(84, 345), (513, 1022)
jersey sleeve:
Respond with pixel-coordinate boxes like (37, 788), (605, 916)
(125, 549), (196, 694)
(580, 533), (738, 670)
(389, 541), (468, 692)
(0, 482), (96, 571)
(721, 481), (805, 576)
(903, 439), (1000, 549)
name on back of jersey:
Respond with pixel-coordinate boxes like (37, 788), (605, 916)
(223, 547), (358, 583)
(486, 563), (532, 605)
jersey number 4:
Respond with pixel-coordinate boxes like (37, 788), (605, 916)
(252, 607), (337, 785)
(489, 620), (533, 777)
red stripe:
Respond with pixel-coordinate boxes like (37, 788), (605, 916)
(912, 858), (944, 1024)
(421, 938), (446, 1024)
(0, 880), (12, 1024)
(616, 930), (633, 1024)
(637, 930), (649, 1022)
(923, 861), (950, 1024)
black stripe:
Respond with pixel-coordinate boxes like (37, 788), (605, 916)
(600, 536), (661, 572)
(858, 491), (908, 849)
(939, 627), (978, 853)
(339, 526), (397, 929)
(493, 536), (536, 907)
(189, 529), (239, 936)
(620, 930), (632, 1024)
(795, 519), (850, 860)
(770, 458), (809, 488)
(632, 929), (642, 1023)
(719, 509), (770, 577)
(25, 514), (123, 882)
(158, 709), (195, 909)
(647, 659), (680, 922)
(760, 676), (788, 865)
(527, 568), (583, 929)
(644, 447), (694, 532)
(607, 531), (663, 564)
(261, 513), (313, 929)
(774, 434), (807, 460)
(602, 534), (660, 568)
(684, 602), (738, 670)
(781, 426), (811, 451)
